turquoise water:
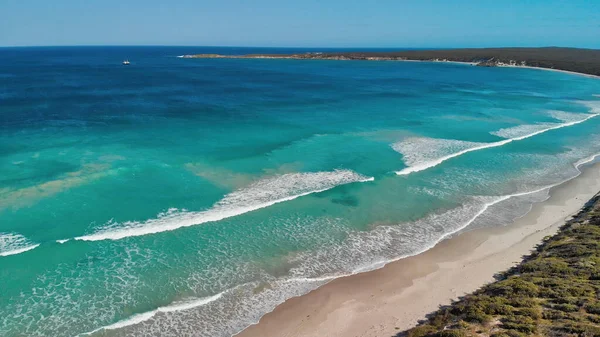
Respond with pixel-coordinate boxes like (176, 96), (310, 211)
(1, 47), (600, 337)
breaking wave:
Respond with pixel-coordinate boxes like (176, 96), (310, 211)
(0, 233), (40, 257)
(394, 110), (598, 176)
(80, 293), (224, 336)
(76, 152), (600, 337)
(74, 170), (373, 241)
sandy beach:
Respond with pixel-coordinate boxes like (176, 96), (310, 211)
(237, 160), (600, 337)
(497, 64), (600, 79)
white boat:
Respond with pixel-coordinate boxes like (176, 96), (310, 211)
(122, 60), (130, 65)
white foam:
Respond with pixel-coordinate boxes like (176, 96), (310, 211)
(492, 111), (595, 139)
(419, 150), (599, 254)
(395, 111), (598, 176)
(582, 100), (600, 113)
(73, 152), (600, 337)
(391, 138), (484, 167)
(549, 110), (592, 123)
(0, 233), (40, 257)
(491, 123), (557, 139)
(575, 152), (600, 168)
(223, 151), (600, 336)
(80, 293), (224, 335)
(288, 150), (600, 287)
(75, 170), (374, 241)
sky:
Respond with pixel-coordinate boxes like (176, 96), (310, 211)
(1, 0), (599, 48)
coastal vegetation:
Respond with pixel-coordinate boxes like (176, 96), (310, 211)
(183, 47), (600, 77)
(398, 194), (600, 337)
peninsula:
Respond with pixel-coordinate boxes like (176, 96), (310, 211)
(181, 47), (600, 77)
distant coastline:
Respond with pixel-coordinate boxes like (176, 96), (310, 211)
(180, 47), (600, 78)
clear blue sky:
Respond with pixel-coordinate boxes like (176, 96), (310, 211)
(1, 0), (599, 48)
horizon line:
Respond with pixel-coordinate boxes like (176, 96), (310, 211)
(1, 44), (598, 51)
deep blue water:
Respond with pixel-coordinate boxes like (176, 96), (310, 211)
(1, 46), (600, 337)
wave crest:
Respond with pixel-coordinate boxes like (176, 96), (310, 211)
(75, 170), (373, 241)
(395, 109), (598, 175)
(0, 233), (40, 257)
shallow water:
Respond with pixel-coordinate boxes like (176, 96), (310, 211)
(1, 46), (600, 337)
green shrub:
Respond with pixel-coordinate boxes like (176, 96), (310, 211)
(457, 320), (470, 329)
(464, 308), (490, 324)
(503, 315), (535, 325)
(516, 307), (541, 320)
(435, 330), (467, 337)
(403, 203), (600, 337)
(542, 309), (567, 320)
(429, 309), (452, 328)
(520, 258), (570, 274)
(554, 322), (600, 335)
(508, 297), (536, 308)
(491, 331), (526, 337)
(501, 322), (536, 334)
(483, 302), (513, 315)
(407, 325), (437, 337)
(585, 302), (600, 314)
(488, 277), (538, 297)
(588, 314), (600, 323)
(553, 296), (579, 305)
(554, 303), (579, 312)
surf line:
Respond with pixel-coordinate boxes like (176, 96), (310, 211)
(78, 292), (224, 336)
(395, 113), (599, 176)
(73, 172), (374, 242)
(0, 244), (40, 257)
(290, 151), (600, 300)
(76, 153), (599, 337)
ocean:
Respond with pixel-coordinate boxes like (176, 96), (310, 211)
(1, 46), (600, 337)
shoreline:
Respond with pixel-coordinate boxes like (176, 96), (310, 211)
(179, 51), (600, 79)
(496, 63), (600, 79)
(236, 159), (600, 337)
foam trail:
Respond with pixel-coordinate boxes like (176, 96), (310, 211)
(491, 123), (557, 139)
(491, 111), (588, 139)
(298, 150), (600, 284)
(79, 153), (599, 337)
(0, 233), (40, 257)
(79, 293), (223, 336)
(421, 150), (600, 245)
(75, 170), (374, 241)
(410, 150), (600, 260)
(395, 111), (598, 176)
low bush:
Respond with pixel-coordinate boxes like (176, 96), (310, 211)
(585, 302), (600, 315)
(554, 303), (579, 312)
(406, 325), (437, 337)
(434, 330), (467, 337)
(402, 196), (600, 337)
